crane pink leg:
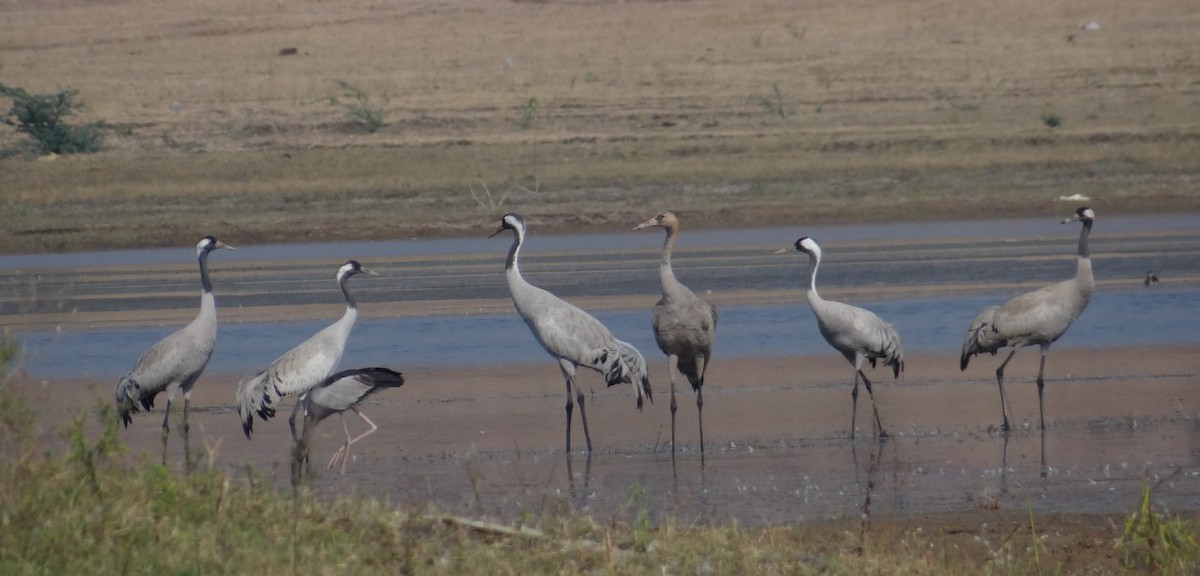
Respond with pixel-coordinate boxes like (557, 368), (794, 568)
(326, 408), (379, 474)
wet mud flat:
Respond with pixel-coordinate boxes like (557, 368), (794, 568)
(18, 346), (1200, 527)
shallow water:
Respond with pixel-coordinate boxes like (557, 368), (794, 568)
(15, 289), (1200, 381)
(308, 420), (1200, 526)
(3, 212), (1196, 271)
(8, 215), (1200, 527)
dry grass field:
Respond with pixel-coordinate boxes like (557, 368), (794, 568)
(1, 0), (1199, 252)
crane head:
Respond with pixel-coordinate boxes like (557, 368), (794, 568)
(633, 211), (677, 231)
(489, 212), (525, 238)
(774, 236), (820, 257)
(1061, 206), (1094, 224)
(197, 236), (235, 256)
(338, 260), (379, 280)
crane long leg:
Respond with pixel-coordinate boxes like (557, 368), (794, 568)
(695, 356), (707, 457)
(182, 395), (191, 433)
(160, 397), (172, 465)
(558, 361), (594, 453)
(182, 392), (193, 472)
(1036, 345), (1050, 431)
(575, 381), (594, 453)
(327, 413), (352, 472)
(288, 400), (302, 441)
(859, 370), (887, 439)
(327, 409), (380, 475)
(849, 371), (860, 441)
(161, 398), (172, 432)
(668, 354), (679, 455)
(559, 362), (573, 453)
(994, 348), (1019, 432)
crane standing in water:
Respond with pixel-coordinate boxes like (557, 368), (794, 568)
(961, 207), (1095, 432)
(634, 211), (717, 457)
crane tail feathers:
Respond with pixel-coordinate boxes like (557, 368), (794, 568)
(961, 306), (1003, 371)
(328, 367), (405, 389)
(235, 371), (271, 440)
(608, 339), (652, 409)
(114, 375), (141, 428)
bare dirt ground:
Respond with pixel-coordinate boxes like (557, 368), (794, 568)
(3, 0), (1200, 252)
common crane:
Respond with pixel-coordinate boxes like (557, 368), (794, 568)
(490, 213), (651, 453)
(236, 260), (377, 439)
(633, 211), (717, 456)
(115, 236), (233, 460)
(961, 207), (1095, 431)
(777, 237), (904, 440)
(293, 367), (404, 476)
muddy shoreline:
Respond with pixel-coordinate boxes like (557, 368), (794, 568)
(16, 345), (1200, 526)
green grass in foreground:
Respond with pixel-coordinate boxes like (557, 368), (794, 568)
(0, 364), (1195, 574)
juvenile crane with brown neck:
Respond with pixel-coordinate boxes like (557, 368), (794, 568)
(634, 211), (717, 456)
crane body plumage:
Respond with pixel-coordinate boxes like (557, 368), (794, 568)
(960, 207), (1095, 431)
(295, 367), (404, 475)
(492, 213), (651, 453)
(779, 236), (903, 439)
(115, 236), (233, 446)
(237, 260), (377, 439)
(635, 211), (717, 455)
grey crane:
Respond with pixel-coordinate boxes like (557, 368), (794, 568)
(293, 367), (404, 476)
(633, 211), (717, 456)
(115, 236), (233, 458)
(960, 206), (1095, 432)
(490, 213), (652, 453)
(236, 259), (378, 439)
(776, 237), (904, 440)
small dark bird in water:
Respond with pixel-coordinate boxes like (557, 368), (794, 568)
(1144, 271), (1160, 286)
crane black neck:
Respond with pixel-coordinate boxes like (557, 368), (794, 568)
(505, 228), (524, 271)
(1077, 219), (1092, 259)
(199, 250), (214, 293)
(340, 274), (358, 309)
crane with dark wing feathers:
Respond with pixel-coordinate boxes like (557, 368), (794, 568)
(490, 213), (651, 453)
(115, 236), (233, 460)
(236, 260), (377, 440)
(293, 367), (404, 476)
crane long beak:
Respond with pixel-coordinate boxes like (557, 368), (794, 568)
(361, 267), (380, 276)
(216, 241), (235, 250)
(488, 226), (506, 239)
(1061, 214), (1079, 224)
(632, 218), (657, 231)
(773, 246), (795, 254)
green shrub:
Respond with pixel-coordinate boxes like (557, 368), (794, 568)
(1117, 482), (1199, 573)
(316, 80), (387, 133)
(514, 97), (539, 129)
(0, 84), (104, 154)
(755, 82), (790, 119)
